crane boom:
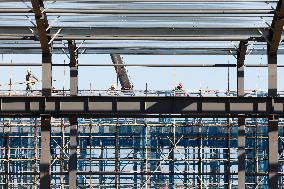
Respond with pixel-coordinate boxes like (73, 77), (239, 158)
(110, 54), (133, 90)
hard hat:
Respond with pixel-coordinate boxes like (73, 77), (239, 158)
(178, 83), (183, 88)
(27, 68), (32, 73)
(111, 84), (116, 88)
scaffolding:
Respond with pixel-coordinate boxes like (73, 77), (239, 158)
(0, 117), (283, 188)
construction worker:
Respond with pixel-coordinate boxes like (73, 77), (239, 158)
(173, 82), (187, 96)
(175, 83), (184, 91)
(107, 83), (118, 96)
(26, 69), (38, 92)
(110, 83), (117, 91)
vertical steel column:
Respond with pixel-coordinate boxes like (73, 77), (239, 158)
(40, 116), (51, 189)
(268, 51), (279, 188)
(268, 115), (279, 189)
(115, 123), (120, 189)
(42, 53), (53, 96)
(31, 1), (53, 187)
(68, 40), (78, 96)
(268, 54), (277, 97)
(268, 42), (279, 189)
(237, 41), (247, 189)
(69, 117), (78, 189)
(144, 124), (149, 189)
(237, 41), (247, 97)
(40, 36), (52, 189)
(60, 119), (65, 189)
(238, 119), (246, 189)
(133, 126), (138, 189)
(266, 0), (283, 186)
(197, 125), (202, 189)
(169, 124), (175, 189)
(99, 126), (104, 188)
(68, 40), (78, 189)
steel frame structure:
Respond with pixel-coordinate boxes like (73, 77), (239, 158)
(0, 0), (283, 188)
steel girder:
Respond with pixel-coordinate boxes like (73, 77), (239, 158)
(0, 96), (283, 118)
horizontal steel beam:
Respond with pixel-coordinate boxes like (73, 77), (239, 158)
(0, 0), (278, 2)
(0, 8), (275, 14)
(1, 63), (284, 67)
(1, 47), (284, 55)
(0, 27), (270, 41)
(0, 96), (283, 118)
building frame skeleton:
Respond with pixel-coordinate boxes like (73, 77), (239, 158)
(0, 0), (283, 188)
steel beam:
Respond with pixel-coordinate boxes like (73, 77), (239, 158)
(0, 96), (284, 117)
(0, 8), (275, 14)
(2, 46), (284, 55)
(0, 27), (270, 41)
(268, 0), (284, 56)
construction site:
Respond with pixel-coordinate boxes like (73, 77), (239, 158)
(0, 0), (284, 189)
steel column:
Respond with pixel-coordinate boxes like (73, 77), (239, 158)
(31, 1), (53, 188)
(267, 52), (279, 189)
(267, 48), (279, 189)
(68, 40), (78, 96)
(267, 1), (283, 185)
(268, 54), (278, 97)
(267, 1), (282, 185)
(31, 0), (53, 96)
(115, 123), (120, 189)
(237, 40), (247, 189)
(69, 117), (78, 189)
(169, 124), (175, 189)
(40, 116), (51, 189)
(268, 115), (279, 188)
(267, 0), (284, 56)
(238, 119), (246, 189)
(68, 40), (78, 189)
(237, 41), (247, 97)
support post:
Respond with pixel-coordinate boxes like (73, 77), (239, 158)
(238, 119), (246, 189)
(115, 123), (120, 189)
(31, 0), (53, 96)
(31, 1), (53, 188)
(268, 54), (277, 97)
(237, 41), (247, 97)
(267, 0), (283, 97)
(68, 40), (78, 189)
(69, 117), (78, 189)
(267, 56), (279, 188)
(169, 124), (175, 189)
(237, 40), (247, 189)
(40, 116), (51, 189)
(267, 17), (283, 182)
(266, 1), (283, 186)
(268, 115), (279, 189)
(68, 40), (78, 96)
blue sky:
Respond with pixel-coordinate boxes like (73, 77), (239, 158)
(0, 53), (283, 92)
